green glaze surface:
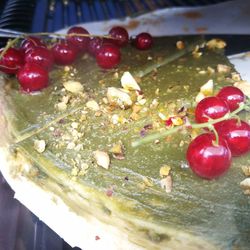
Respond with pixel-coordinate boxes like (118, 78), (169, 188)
(2, 36), (250, 249)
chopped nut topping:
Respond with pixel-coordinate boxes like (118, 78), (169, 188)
(200, 79), (214, 95)
(217, 64), (231, 74)
(195, 79), (214, 103)
(234, 81), (250, 97)
(67, 142), (76, 150)
(158, 112), (167, 121)
(121, 71), (141, 91)
(160, 165), (171, 178)
(195, 92), (205, 103)
(56, 102), (67, 111)
(242, 166), (250, 176)
(207, 66), (215, 75)
(107, 87), (133, 109)
(160, 175), (173, 193)
(63, 80), (84, 93)
(86, 100), (100, 111)
(231, 72), (241, 81)
(240, 178), (250, 195)
(111, 141), (125, 160)
(34, 140), (46, 153)
(93, 150), (110, 169)
(176, 41), (185, 50)
(206, 38), (226, 49)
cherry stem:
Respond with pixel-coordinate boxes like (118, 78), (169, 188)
(210, 126), (219, 146)
(0, 37), (20, 60)
(0, 32), (115, 60)
(134, 38), (205, 78)
(131, 100), (249, 148)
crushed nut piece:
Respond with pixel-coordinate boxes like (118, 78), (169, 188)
(200, 79), (214, 95)
(111, 141), (125, 160)
(121, 71), (141, 91)
(240, 178), (250, 195)
(195, 79), (214, 102)
(160, 175), (173, 193)
(86, 100), (100, 111)
(107, 87), (133, 109)
(56, 102), (67, 111)
(231, 72), (241, 81)
(160, 165), (171, 178)
(71, 122), (78, 129)
(234, 81), (250, 97)
(176, 41), (185, 50)
(206, 39), (226, 49)
(158, 112), (167, 121)
(242, 166), (250, 176)
(207, 66), (215, 75)
(63, 80), (83, 93)
(34, 140), (46, 153)
(217, 64), (231, 74)
(67, 142), (76, 150)
(93, 150), (110, 169)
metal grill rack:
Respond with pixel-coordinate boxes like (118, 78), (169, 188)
(0, 0), (229, 32)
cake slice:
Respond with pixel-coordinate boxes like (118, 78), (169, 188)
(0, 36), (250, 250)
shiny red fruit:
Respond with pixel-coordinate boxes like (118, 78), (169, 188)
(216, 119), (250, 156)
(17, 63), (49, 92)
(187, 133), (231, 179)
(67, 26), (90, 52)
(25, 46), (54, 71)
(109, 26), (129, 47)
(195, 96), (229, 124)
(52, 41), (78, 65)
(134, 32), (153, 50)
(88, 37), (103, 56)
(217, 86), (245, 112)
(0, 48), (24, 74)
(96, 44), (121, 69)
(21, 37), (46, 53)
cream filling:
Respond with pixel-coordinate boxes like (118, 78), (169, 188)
(0, 147), (145, 250)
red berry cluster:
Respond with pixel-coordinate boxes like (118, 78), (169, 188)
(0, 26), (153, 93)
(187, 86), (250, 179)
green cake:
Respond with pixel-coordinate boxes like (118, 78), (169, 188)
(0, 36), (250, 250)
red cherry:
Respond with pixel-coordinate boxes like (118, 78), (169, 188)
(0, 48), (24, 74)
(88, 37), (103, 56)
(134, 32), (153, 50)
(217, 86), (245, 112)
(195, 96), (229, 124)
(109, 26), (129, 47)
(21, 37), (46, 53)
(52, 41), (78, 65)
(187, 133), (231, 179)
(17, 63), (49, 92)
(25, 46), (54, 71)
(67, 26), (90, 52)
(216, 119), (250, 156)
(96, 44), (121, 69)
